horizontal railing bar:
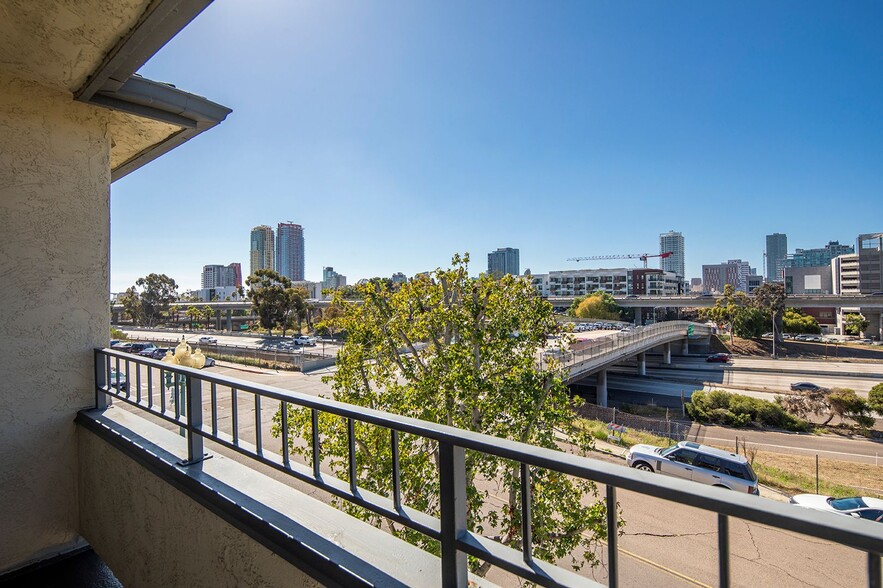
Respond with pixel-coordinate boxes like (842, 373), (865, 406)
(94, 348), (883, 556)
(96, 385), (187, 429)
(457, 532), (602, 588)
(197, 425), (442, 540)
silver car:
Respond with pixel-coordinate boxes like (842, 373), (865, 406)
(626, 441), (759, 495)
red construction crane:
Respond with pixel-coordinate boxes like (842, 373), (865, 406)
(566, 252), (673, 269)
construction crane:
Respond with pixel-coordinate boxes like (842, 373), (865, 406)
(566, 252), (673, 268)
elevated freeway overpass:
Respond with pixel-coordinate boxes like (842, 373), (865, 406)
(555, 321), (714, 406)
(547, 293), (883, 309)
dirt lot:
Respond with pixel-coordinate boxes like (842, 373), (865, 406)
(712, 335), (883, 361)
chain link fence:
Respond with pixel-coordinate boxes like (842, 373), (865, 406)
(575, 402), (692, 441)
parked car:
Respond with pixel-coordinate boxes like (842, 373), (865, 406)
(111, 342), (134, 352)
(761, 333), (773, 339)
(202, 356), (216, 367)
(109, 369), (127, 391)
(149, 348), (170, 359)
(857, 338), (873, 345)
(130, 343), (156, 355)
(706, 353), (730, 363)
(197, 336), (218, 345)
(790, 495), (883, 523)
(790, 382), (825, 392)
(626, 441), (759, 495)
(294, 335), (317, 346)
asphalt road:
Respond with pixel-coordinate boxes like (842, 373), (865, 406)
(113, 361), (873, 588)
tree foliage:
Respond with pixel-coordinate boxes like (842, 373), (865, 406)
(246, 269), (291, 335)
(688, 390), (808, 431)
(272, 254), (608, 575)
(869, 383), (883, 414)
(843, 313), (869, 336)
(699, 285), (749, 344)
(134, 273), (178, 326)
(571, 290), (621, 321)
(782, 308), (820, 334)
(751, 282), (786, 340)
(778, 387), (874, 427)
(732, 306), (768, 339)
(117, 286), (143, 324)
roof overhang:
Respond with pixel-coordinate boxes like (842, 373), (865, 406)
(0, 0), (231, 182)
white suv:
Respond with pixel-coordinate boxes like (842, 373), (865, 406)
(626, 441), (759, 495)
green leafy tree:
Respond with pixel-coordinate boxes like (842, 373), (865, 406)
(272, 254), (608, 576)
(869, 383), (883, 414)
(135, 273), (179, 327)
(201, 306), (214, 330)
(843, 313), (869, 336)
(779, 387), (873, 427)
(246, 269), (291, 335)
(314, 301), (344, 338)
(751, 282), (786, 342)
(732, 306), (768, 339)
(117, 286), (143, 324)
(782, 308), (820, 334)
(573, 290), (621, 321)
(185, 306), (202, 330)
(283, 286), (309, 336)
(699, 285), (748, 348)
(826, 388), (874, 428)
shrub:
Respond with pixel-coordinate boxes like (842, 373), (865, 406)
(688, 390), (809, 431)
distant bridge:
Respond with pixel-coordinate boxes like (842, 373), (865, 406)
(554, 321), (714, 405)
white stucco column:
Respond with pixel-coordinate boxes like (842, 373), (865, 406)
(663, 342), (672, 364)
(0, 73), (110, 571)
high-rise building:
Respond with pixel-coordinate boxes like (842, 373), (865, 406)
(201, 263), (241, 289)
(702, 259), (754, 294)
(832, 253), (860, 295)
(659, 231), (685, 277)
(391, 272), (407, 285)
(857, 233), (883, 294)
(784, 240), (853, 269)
(765, 233), (787, 282)
(487, 247), (520, 277)
(322, 266), (346, 290)
(229, 262), (242, 287)
(276, 222), (305, 282)
(249, 225), (274, 277)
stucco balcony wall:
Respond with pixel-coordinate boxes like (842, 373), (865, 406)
(0, 71), (111, 571)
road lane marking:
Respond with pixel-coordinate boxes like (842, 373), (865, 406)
(485, 491), (711, 587)
(695, 436), (879, 461)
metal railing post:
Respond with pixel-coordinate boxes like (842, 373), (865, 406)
(870, 552), (881, 588)
(606, 485), (619, 588)
(184, 374), (205, 464)
(94, 350), (108, 409)
(718, 513), (730, 588)
(439, 442), (468, 587)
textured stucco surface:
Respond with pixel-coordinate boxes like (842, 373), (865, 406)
(0, 0), (151, 92)
(108, 110), (184, 171)
(0, 72), (111, 571)
(78, 427), (323, 588)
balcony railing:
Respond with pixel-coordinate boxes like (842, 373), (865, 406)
(92, 348), (882, 588)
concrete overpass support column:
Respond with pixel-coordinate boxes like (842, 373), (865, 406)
(596, 370), (608, 407)
(681, 338), (689, 355)
(663, 342), (672, 364)
(226, 309), (233, 333)
(637, 352), (646, 376)
(636, 307), (646, 326)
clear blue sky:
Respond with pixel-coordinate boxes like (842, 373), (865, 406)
(110, 1), (883, 292)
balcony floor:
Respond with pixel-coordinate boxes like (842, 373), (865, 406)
(0, 548), (122, 588)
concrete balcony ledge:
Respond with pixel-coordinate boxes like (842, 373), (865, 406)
(76, 407), (491, 588)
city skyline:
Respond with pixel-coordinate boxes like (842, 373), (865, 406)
(108, 3), (883, 292)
